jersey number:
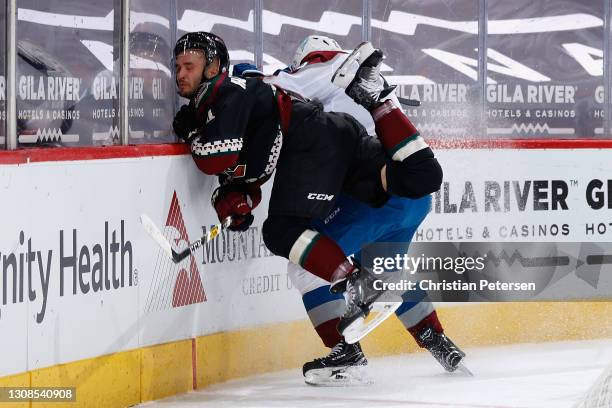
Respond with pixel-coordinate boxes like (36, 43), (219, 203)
(230, 77), (247, 89)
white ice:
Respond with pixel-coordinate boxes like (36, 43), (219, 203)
(138, 338), (612, 408)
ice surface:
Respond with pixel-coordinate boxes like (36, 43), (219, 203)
(138, 339), (612, 408)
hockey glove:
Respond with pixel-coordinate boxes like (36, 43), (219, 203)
(232, 63), (264, 78)
(212, 183), (262, 232)
(173, 104), (199, 143)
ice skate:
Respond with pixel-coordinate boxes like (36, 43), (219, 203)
(331, 41), (396, 110)
(331, 263), (401, 344)
(417, 326), (472, 375)
(303, 340), (370, 386)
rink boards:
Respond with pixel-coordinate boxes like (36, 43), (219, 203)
(0, 147), (611, 407)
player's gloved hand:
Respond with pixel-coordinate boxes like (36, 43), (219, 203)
(211, 183), (262, 232)
(232, 63), (264, 78)
(173, 104), (199, 143)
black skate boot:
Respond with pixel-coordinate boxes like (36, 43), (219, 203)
(417, 326), (467, 373)
(303, 340), (369, 386)
(330, 261), (401, 343)
(331, 41), (396, 110)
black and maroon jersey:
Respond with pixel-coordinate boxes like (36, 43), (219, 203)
(190, 73), (284, 184)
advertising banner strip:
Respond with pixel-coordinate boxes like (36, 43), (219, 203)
(0, 143), (189, 164)
(428, 139), (612, 149)
(3, 139), (612, 165)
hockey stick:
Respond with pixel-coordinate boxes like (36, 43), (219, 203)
(140, 214), (232, 263)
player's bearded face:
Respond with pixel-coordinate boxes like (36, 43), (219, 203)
(175, 51), (205, 98)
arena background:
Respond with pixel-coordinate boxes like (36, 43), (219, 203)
(1, 1), (612, 407)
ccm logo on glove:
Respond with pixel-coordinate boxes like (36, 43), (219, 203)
(307, 193), (335, 201)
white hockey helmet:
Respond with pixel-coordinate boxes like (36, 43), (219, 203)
(290, 35), (342, 70)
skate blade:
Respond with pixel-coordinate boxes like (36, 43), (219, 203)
(304, 366), (372, 387)
(331, 41), (376, 88)
(456, 361), (474, 376)
(342, 301), (401, 344)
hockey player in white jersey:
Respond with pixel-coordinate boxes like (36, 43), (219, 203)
(232, 35), (468, 385)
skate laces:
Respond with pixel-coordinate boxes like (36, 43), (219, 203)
(356, 67), (382, 97)
(420, 329), (464, 370)
(342, 278), (359, 318)
(329, 341), (346, 357)
(314, 341), (346, 362)
(358, 50), (383, 89)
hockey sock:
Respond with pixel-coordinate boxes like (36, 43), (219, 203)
(301, 284), (346, 347)
(395, 300), (435, 331)
(372, 99), (429, 162)
(315, 318), (343, 348)
(407, 310), (444, 348)
(288, 230), (352, 282)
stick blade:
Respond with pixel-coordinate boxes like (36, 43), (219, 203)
(139, 214), (173, 259)
(171, 248), (191, 264)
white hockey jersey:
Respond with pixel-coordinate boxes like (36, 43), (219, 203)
(266, 53), (400, 136)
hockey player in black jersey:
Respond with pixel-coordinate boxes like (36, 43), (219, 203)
(172, 32), (443, 342)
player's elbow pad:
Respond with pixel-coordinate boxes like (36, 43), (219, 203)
(191, 138), (242, 175)
(191, 153), (239, 175)
(386, 156), (443, 199)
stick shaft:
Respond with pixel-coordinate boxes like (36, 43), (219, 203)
(171, 217), (232, 263)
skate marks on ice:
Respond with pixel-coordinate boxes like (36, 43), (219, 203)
(137, 339), (612, 408)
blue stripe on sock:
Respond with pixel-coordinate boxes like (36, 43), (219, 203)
(395, 300), (419, 317)
(302, 285), (344, 311)
(395, 289), (429, 316)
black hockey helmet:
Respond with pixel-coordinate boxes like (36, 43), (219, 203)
(174, 31), (230, 73)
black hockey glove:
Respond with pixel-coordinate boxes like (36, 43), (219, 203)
(212, 183), (262, 232)
(173, 104), (199, 143)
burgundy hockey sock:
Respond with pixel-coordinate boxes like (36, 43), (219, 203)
(372, 100), (429, 162)
(407, 310), (444, 348)
(288, 230), (351, 282)
(315, 318), (343, 348)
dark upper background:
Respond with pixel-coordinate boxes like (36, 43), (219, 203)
(0, 0), (607, 148)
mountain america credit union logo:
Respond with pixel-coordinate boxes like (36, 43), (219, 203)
(145, 191), (206, 312)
